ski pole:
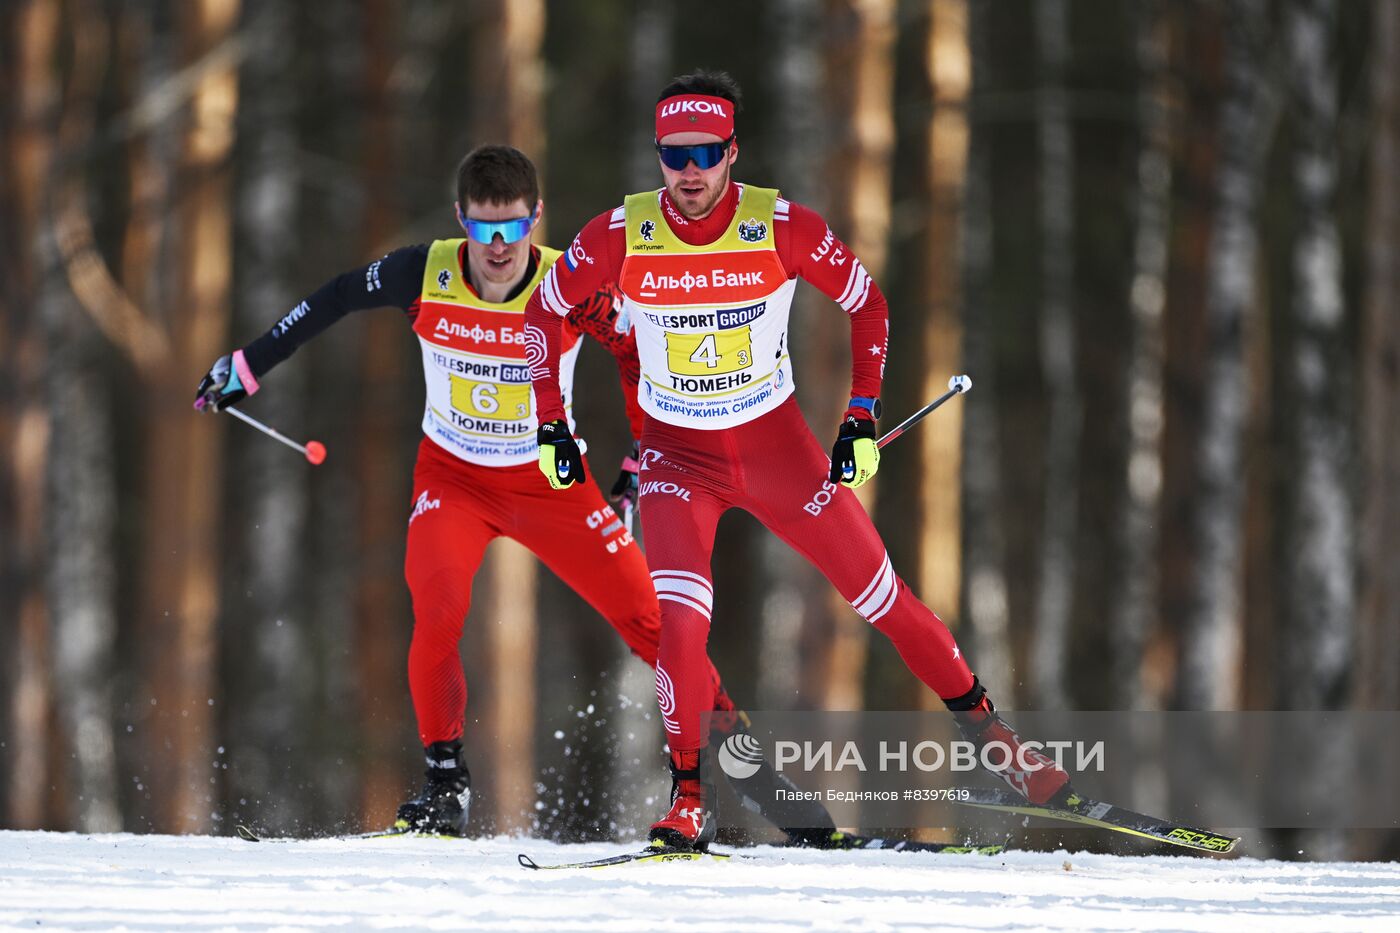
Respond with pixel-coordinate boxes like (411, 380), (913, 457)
(224, 406), (327, 465)
(877, 374), (972, 449)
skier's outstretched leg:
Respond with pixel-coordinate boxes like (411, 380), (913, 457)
(744, 409), (1072, 805)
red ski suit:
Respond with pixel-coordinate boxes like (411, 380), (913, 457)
(401, 258), (737, 746)
(525, 184), (975, 754)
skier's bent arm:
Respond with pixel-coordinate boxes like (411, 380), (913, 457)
(563, 283), (645, 511)
(775, 200), (889, 488)
(775, 200), (890, 417)
(526, 213), (619, 421)
(562, 283), (646, 441)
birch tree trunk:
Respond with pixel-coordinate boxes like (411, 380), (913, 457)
(1029, 0), (1078, 709)
(1358, 0), (1400, 712)
(224, 0), (312, 829)
(40, 0), (133, 832)
(1, 0), (59, 830)
(1157, 6), (1221, 711)
(1176, 0), (1268, 711)
(1108, 0), (1170, 710)
(1279, 0), (1352, 711)
(957, 0), (1012, 699)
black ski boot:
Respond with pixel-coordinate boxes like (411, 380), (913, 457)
(395, 739), (472, 836)
(710, 713), (840, 846)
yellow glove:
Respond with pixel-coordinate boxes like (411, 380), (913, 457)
(537, 419), (585, 489)
(829, 415), (880, 488)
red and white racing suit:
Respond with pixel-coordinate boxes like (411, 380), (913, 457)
(401, 242), (741, 746)
(525, 183), (977, 756)
(239, 239), (737, 748)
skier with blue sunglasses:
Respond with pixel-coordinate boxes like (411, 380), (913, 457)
(194, 145), (816, 837)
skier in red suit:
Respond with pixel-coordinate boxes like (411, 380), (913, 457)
(526, 72), (1074, 851)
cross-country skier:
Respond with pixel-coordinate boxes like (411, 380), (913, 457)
(525, 72), (1076, 852)
(193, 145), (840, 841)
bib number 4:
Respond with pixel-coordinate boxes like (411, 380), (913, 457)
(666, 326), (753, 377)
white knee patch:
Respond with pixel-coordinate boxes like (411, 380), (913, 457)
(651, 569), (713, 621)
(851, 553), (897, 623)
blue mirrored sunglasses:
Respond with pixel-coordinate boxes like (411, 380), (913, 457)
(655, 136), (734, 171)
(464, 213), (535, 245)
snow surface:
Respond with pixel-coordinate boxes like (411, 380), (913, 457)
(2, 830), (1398, 932)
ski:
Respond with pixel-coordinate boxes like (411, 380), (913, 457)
(954, 789), (1239, 854)
(233, 823), (461, 843)
(517, 845), (734, 870)
(801, 835), (1005, 856)
(517, 835), (1004, 869)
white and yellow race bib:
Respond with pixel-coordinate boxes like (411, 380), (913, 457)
(412, 240), (581, 465)
(617, 185), (795, 429)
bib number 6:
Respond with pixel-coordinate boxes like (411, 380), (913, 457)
(450, 376), (532, 420)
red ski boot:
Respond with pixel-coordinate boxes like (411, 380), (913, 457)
(648, 750), (716, 852)
(946, 678), (1074, 806)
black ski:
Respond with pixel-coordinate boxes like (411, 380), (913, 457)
(234, 823), (460, 843)
(954, 789), (1239, 854)
(801, 835), (1005, 855)
(517, 845), (734, 870)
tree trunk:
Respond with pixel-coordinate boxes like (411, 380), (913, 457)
(1176, 0), (1269, 711)
(468, 0), (546, 834)
(349, 0), (414, 831)
(1358, 0), (1400, 712)
(801, 0), (896, 712)
(603, 0), (674, 827)
(223, 0), (312, 830)
(759, 0), (823, 711)
(1108, 0), (1170, 710)
(957, 0), (1013, 699)
(920, 0), (970, 667)
(40, 0), (131, 833)
(875, 0), (969, 711)
(1279, 0), (1352, 711)
(1157, 4), (1221, 710)
(1, 0), (59, 830)
(138, 0), (241, 833)
(1029, 0), (1078, 709)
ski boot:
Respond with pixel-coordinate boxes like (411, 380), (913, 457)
(648, 749), (716, 852)
(710, 710), (842, 846)
(395, 739), (472, 836)
(946, 677), (1075, 807)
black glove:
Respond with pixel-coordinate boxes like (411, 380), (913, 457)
(194, 351), (256, 412)
(828, 415), (880, 488)
(536, 418), (586, 489)
(608, 441), (640, 513)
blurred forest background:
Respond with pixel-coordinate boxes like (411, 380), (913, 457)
(2, 0), (1397, 860)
